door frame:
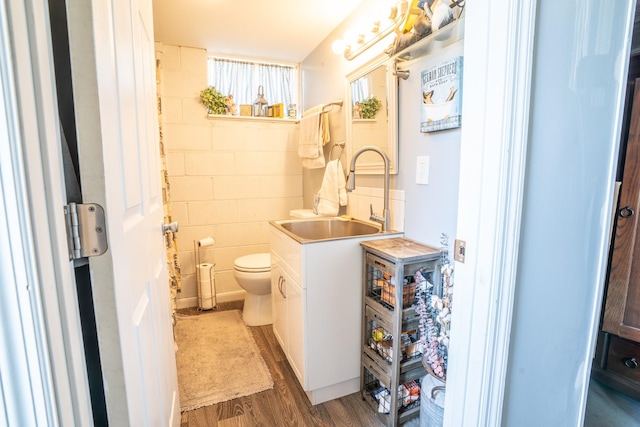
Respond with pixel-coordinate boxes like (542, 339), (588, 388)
(444, 0), (537, 424)
(0, 0), (92, 424)
(448, 1), (635, 426)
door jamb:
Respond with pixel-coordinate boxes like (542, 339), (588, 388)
(0, 0), (92, 424)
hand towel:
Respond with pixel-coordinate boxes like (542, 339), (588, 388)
(321, 112), (331, 146)
(298, 110), (324, 169)
(298, 105), (332, 169)
(298, 111), (322, 155)
(315, 159), (348, 217)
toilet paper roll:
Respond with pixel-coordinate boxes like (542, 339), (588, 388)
(198, 237), (215, 247)
(197, 263), (214, 275)
(197, 263), (216, 310)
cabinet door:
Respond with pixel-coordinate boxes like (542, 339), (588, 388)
(286, 278), (305, 387)
(271, 257), (287, 349)
(604, 78), (640, 342)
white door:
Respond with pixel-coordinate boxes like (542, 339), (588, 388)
(66, 0), (179, 424)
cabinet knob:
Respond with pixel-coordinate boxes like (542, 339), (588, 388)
(619, 206), (635, 218)
(623, 357), (638, 369)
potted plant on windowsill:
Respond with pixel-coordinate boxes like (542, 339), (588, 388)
(360, 96), (382, 119)
(200, 86), (227, 115)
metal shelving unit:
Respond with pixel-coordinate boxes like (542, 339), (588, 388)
(359, 238), (441, 426)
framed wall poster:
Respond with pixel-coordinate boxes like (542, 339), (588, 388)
(420, 56), (463, 133)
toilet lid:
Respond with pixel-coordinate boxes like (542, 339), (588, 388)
(234, 253), (271, 272)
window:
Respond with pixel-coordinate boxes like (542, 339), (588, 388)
(207, 56), (299, 110)
(351, 77), (370, 104)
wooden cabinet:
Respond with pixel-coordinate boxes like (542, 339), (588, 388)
(593, 69), (640, 399)
(602, 77), (640, 342)
(606, 336), (640, 384)
(359, 238), (441, 426)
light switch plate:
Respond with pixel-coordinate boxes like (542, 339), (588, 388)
(416, 156), (429, 185)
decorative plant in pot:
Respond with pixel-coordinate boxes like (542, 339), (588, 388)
(200, 86), (227, 115)
(360, 96), (382, 119)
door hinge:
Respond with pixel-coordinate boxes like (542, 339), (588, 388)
(64, 203), (108, 260)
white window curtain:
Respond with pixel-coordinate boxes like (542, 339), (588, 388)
(257, 63), (294, 108)
(208, 57), (297, 108)
(208, 58), (253, 105)
(350, 76), (370, 105)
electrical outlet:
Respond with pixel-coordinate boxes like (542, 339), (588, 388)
(416, 156), (429, 185)
(454, 239), (466, 263)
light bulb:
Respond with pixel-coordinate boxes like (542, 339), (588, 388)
(374, 1), (397, 21)
(344, 29), (360, 46)
(331, 39), (346, 55)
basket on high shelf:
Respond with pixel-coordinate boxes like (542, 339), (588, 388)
(381, 279), (417, 308)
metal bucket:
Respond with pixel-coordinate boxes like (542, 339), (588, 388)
(420, 374), (445, 426)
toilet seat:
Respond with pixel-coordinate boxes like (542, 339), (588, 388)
(234, 253), (271, 273)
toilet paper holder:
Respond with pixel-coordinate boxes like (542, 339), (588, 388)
(194, 237), (217, 310)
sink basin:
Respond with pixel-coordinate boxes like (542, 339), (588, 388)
(271, 218), (382, 243)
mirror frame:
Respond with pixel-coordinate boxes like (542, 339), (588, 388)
(346, 54), (398, 175)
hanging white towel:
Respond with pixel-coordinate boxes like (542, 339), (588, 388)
(299, 111), (321, 154)
(298, 105), (331, 169)
(314, 159), (348, 217)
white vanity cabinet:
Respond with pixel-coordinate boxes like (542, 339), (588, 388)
(269, 223), (402, 405)
(270, 253), (305, 384)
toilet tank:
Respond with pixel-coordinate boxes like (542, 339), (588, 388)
(289, 209), (333, 219)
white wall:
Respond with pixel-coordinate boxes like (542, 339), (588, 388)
(158, 45), (302, 307)
(302, 2), (462, 247)
(301, 0), (399, 211)
(395, 41), (463, 245)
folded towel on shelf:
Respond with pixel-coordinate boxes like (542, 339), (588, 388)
(314, 159), (348, 216)
(298, 105), (331, 169)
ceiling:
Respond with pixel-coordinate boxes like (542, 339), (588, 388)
(152, 0), (365, 63)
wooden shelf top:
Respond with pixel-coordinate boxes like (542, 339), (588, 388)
(360, 237), (441, 262)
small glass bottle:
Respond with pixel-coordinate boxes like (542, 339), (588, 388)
(288, 104), (297, 119)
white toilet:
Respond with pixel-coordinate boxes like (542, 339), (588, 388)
(289, 209), (333, 219)
(233, 253), (272, 326)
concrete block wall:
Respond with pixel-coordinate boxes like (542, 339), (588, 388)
(157, 44), (302, 308)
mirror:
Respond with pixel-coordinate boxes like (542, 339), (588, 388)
(346, 55), (398, 175)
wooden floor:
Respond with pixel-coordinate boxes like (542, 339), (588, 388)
(179, 302), (640, 426)
(178, 302), (386, 427)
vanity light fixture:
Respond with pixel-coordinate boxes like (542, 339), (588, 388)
(337, 0), (408, 61)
